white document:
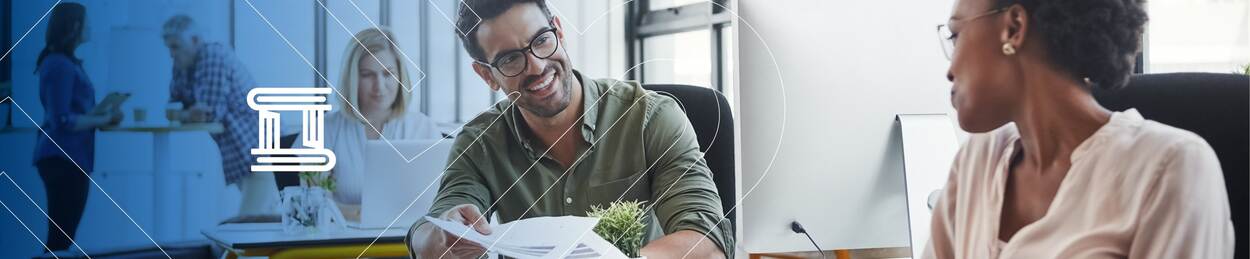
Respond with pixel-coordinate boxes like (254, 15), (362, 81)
(425, 216), (630, 259)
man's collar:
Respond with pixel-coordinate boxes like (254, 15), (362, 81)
(577, 70), (599, 134)
(176, 42), (211, 74)
(507, 69), (599, 156)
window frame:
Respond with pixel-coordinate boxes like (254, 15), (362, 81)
(627, 0), (733, 92)
(232, 0), (433, 122)
(2, 0), (10, 84)
(3, 0), (11, 127)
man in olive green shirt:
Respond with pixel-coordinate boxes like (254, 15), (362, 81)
(406, 0), (732, 258)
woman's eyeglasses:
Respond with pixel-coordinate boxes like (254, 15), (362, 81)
(937, 8), (1007, 60)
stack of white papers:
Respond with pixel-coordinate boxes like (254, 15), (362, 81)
(425, 216), (631, 259)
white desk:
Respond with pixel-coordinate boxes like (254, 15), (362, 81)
(102, 122), (223, 241)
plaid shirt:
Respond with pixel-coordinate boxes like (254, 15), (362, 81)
(170, 42), (258, 185)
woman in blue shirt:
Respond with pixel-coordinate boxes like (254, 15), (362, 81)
(33, 2), (120, 253)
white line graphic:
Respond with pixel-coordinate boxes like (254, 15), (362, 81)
(0, 0), (61, 65)
(679, 2), (788, 258)
(231, 3), (526, 259)
(558, 84), (724, 257)
(3, 101), (172, 258)
(427, 0), (481, 37)
(0, 172), (62, 259)
(0, 172), (92, 258)
(547, 0), (636, 36)
(315, 0), (424, 93)
(441, 59), (665, 259)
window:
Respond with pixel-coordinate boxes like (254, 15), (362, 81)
(648, 0), (707, 11)
(630, 0), (734, 100)
(720, 24), (734, 105)
(1, 0), (9, 127)
(321, 0), (382, 93)
(643, 29), (713, 87)
(1145, 0), (1250, 73)
(2, 0), (10, 85)
(233, 0), (316, 86)
(232, 0), (494, 125)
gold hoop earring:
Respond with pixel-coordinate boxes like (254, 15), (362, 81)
(1002, 43), (1017, 56)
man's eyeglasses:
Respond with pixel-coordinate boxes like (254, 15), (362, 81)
(477, 27), (560, 77)
(937, 8), (1007, 60)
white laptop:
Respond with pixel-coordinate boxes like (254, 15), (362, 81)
(355, 139), (454, 229)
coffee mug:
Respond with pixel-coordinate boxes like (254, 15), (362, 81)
(166, 102), (183, 122)
(132, 108), (147, 123)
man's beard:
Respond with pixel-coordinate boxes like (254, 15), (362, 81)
(516, 65), (574, 118)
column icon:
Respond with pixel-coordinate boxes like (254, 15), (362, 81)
(247, 87), (336, 172)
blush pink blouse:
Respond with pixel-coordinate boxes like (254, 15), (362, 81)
(924, 109), (1235, 259)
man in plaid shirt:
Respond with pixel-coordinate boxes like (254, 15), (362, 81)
(163, 15), (257, 189)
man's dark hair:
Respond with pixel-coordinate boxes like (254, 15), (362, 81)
(456, 0), (553, 63)
(994, 0), (1148, 90)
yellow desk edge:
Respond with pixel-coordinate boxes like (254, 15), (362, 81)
(225, 243), (408, 259)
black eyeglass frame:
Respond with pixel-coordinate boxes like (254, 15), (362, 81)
(475, 27), (561, 77)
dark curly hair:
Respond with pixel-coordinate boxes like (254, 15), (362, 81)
(456, 0), (553, 63)
(994, 0), (1148, 90)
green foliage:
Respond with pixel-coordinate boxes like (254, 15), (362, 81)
(1242, 63), (1249, 75)
(588, 200), (646, 257)
(299, 171), (335, 192)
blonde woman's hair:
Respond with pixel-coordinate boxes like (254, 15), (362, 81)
(338, 27), (410, 121)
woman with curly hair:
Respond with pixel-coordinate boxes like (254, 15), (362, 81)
(925, 0), (1235, 258)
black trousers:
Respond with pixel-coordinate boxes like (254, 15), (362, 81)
(35, 157), (88, 252)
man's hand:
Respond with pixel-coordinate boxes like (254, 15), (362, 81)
(76, 108), (123, 130)
(107, 107), (124, 125)
(410, 204), (493, 259)
(180, 104), (212, 122)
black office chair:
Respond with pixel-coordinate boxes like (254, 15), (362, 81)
(1092, 72), (1249, 259)
(642, 84), (737, 230)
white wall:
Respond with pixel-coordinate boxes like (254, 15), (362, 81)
(737, 0), (959, 254)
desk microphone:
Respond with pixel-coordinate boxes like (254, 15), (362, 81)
(790, 221), (827, 258)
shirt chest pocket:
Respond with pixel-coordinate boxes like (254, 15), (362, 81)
(587, 169), (652, 207)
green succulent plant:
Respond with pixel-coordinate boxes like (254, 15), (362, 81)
(1241, 63), (1249, 75)
(588, 200), (646, 257)
(299, 171), (335, 192)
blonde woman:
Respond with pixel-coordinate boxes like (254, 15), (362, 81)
(304, 28), (440, 220)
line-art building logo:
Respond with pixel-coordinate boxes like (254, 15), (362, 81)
(246, 87), (336, 172)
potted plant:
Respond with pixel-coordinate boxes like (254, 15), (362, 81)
(299, 171), (336, 192)
(588, 200), (647, 257)
(279, 172), (343, 234)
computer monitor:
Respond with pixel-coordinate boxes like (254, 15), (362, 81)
(734, 0), (959, 255)
(358, 139), (453, 229)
